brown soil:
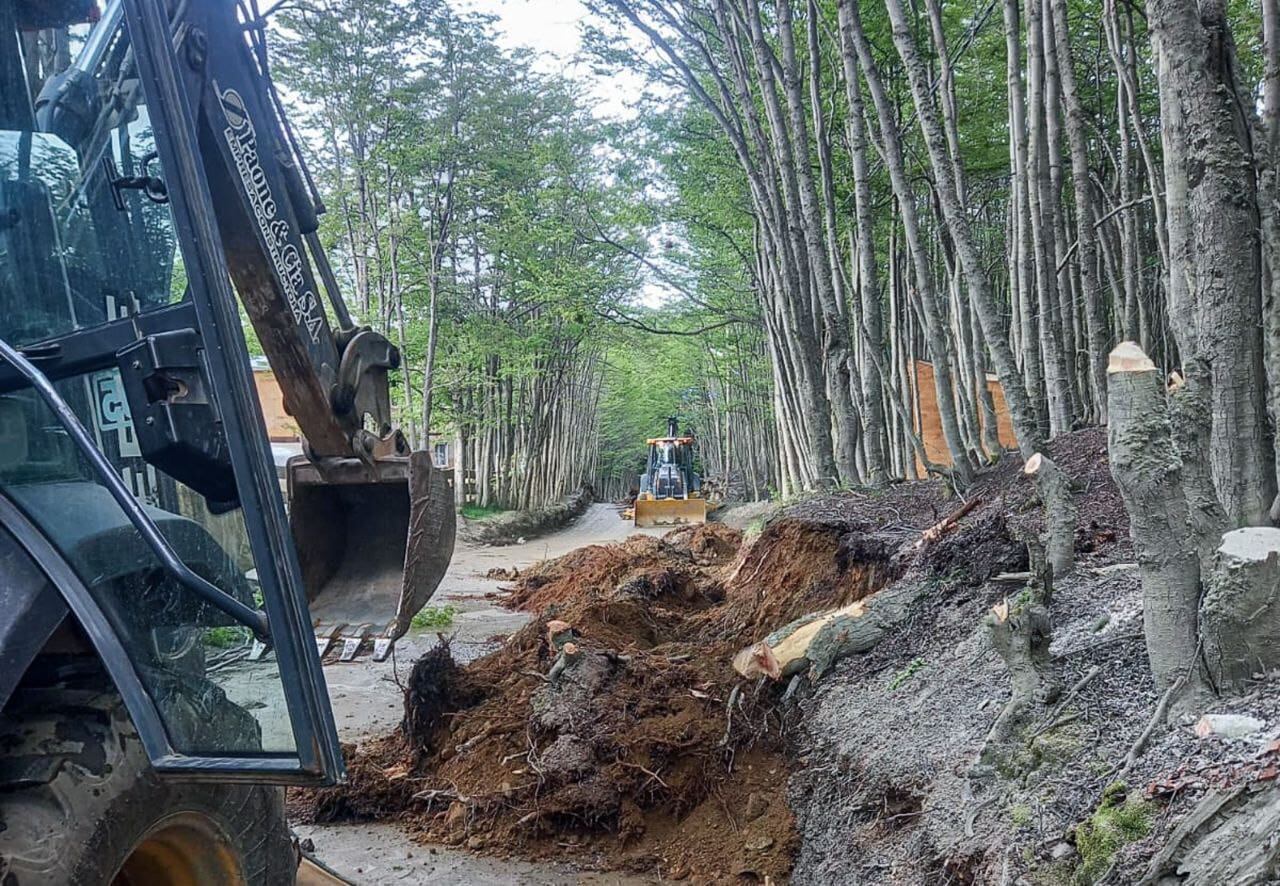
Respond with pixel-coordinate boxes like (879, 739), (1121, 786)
(292, 429), (1137, 884)
(294, 521), (801, 882)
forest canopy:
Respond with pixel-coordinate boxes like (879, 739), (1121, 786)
(268, 0), (1280, 532)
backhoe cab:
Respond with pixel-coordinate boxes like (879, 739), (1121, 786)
(634, 417), (708, 527)
(0, 0), (451, 881)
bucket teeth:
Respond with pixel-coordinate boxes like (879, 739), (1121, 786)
(372, 635), (395, 662)
(339, 623), (373, 662)
(314, 622), (344, 660)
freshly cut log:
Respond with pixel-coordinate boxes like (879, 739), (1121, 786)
(731, 582), (928, 681)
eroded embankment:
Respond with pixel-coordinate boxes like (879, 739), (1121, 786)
(292, 518), (899, 881)
(459, 485), (595, 547)
(295, 429), (1264, 885)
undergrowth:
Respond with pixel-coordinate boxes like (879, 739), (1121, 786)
(888, 657), (926, 690)
(461, 503), (510, 520)
(411, 605), (458, 629)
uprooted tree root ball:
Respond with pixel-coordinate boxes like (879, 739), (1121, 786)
(294, 521), (808, 881)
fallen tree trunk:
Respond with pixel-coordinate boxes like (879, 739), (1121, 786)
(732, 580), (929, 682)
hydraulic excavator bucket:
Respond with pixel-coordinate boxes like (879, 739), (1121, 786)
(634, 496), (708, 528)
(287, 450), (456, 661)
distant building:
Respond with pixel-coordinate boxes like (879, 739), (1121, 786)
(251, 359), (454, 472)
(252, 358), (301, 477)
(430, 438), (453, 469)
(251, 357), (301, 442)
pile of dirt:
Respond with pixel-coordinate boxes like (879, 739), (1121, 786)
(297, 427), (1179, 884)
(296, 520), (802, 881)
(709, 517), (899, 638)
(662, 521), (743, 565)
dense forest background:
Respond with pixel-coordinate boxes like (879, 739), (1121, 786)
(269, 0), (1278, 518)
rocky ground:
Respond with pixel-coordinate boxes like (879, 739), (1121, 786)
(296, 428), (1280, 884)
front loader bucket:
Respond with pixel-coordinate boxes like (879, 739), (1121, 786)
(634, 496), (707, 528)
(287, 450), (455, 660)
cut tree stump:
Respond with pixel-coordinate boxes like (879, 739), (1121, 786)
(978, 587), (1053, 765)
(1202, 527), (1280, 691)
(1107, 341), (1206, 712)
(1025, 452), (1076, 577)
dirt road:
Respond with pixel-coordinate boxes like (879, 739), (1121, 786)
(296, 504), (662, 885)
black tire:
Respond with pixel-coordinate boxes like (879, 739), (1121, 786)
(0, 667), (295, 886)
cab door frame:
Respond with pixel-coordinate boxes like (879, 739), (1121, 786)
(119, 0), (344, 784)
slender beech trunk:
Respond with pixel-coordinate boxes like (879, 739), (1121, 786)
(1049, 0), (1109, 422)
(884, 0), (1043, 458)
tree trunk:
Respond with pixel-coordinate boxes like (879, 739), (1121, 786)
(1025, 453), (1076, 577)
(883, 0), (1044, 459)
(1106, 342), (1207, 712)
(1049, 0), (1109, 422)
(1148, 0), (1275, 526)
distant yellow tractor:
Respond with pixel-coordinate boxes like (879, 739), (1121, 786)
(633, 418), (708, 527)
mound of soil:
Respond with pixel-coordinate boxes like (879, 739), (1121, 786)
(707, 517), (900, 640)
(296, 521), (803, 881)
(296, 428), (1157, 884)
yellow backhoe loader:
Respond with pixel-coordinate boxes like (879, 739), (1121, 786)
(633, 417), (708, 527)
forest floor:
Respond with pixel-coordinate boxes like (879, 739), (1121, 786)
(294, 429), (1280, 884)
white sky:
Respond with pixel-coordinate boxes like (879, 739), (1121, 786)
(465, 1), (674, 308)
(462, 0), (641, 120)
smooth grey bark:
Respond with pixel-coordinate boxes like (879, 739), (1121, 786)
(1049, 0), (1109, 422)
(834, 0), (890, 486)
(883, 0), (1044, 459)
(749, 0), (852, 488)
(606, 0), (840, 492)
(1004, 0), (1046, 431)
(1168, 361), (1228, 579)
(1107, 342), (1207, 712)
(805, 0), (862, 486)
(843, 0), (974, 484)
(1026, 453), (1076, 577)
(1025, 0), (1072, 434)
(1262, 0), (1280, 518)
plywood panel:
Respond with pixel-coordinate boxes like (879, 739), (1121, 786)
(913, 361), (1016, 473)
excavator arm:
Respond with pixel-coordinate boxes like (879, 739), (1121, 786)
(170, 1), (456, 659)
(37, 0), (456, 660)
